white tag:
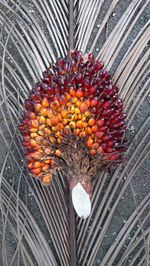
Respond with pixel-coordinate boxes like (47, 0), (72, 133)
(72, 182), (91, 219)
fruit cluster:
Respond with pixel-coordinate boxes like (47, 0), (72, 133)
(19, 51), (127, 185)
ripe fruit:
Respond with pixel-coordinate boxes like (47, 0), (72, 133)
(88, 118), (96, 127)
(76, 89), (84, 98)
(97, 119), (105, 127)
(79, 102), (88, 113)
(42, 97), (49, 108)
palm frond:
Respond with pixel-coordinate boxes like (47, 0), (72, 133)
(0, 0), (150, 265)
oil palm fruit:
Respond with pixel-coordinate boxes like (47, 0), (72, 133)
(19, 51), (127, 218)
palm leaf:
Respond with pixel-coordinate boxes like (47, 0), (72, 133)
(0, 0), (150, 265)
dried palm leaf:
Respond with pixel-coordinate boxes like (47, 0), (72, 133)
(0, 0), (149, 265)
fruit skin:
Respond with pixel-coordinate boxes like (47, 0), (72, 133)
(19, 51), (126, 186)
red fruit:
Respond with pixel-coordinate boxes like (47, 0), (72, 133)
(91, 97), (99, 107)
(97, 146), (104, 154)
(118, 113), (126, 119)
(85, 99), (91, 108)
(99, 126), (108, 133)
(103, 134), (111, 141)
(102, 110), (110, 117)
(91, 107), (98, 114)
(103, 101), (112, 109)
(89, 86), (97, 95)
(79, 102), (88, 113)
(101, 143), (107, 152)
(56, 58), (65, 67)
(59, 95), (67, 105)
(114, 99), (123, 109)
(117, 121), (125, 128)
(112, 85), (119, 93)
(18, 124), (25, 131)
(94, 61), (104, 71)
(109, 154), (120, 161)
(106, 147), (115, 153)
(107, 140), (115, 147)
(88, 53), (95, 61)
(95, 131), (103, 139)
(104, 154), (111, 160)
(47, 87), (54, 95)
(97, 119), (105, 127)
(112, 117), (120, 124)
(98, 100), (104, 108)
(101, 72), (111, 80)
(76, 89), (84, 98)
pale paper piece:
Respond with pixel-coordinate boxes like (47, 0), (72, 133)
(72, 182), (91, 219)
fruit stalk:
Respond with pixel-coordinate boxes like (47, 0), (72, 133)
(68, 1), (76, 265)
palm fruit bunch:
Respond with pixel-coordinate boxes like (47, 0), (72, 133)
(19, 51), (126, 194)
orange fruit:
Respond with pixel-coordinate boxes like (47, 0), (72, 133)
(88, 118), (95, 127)
(70, 88), (76, 96)
(75, 128), (81, 135)
(50, 159), (55, 166)
(34, 103), (42, 112)
(40, 108), (47, 116)
(42, 173), (52, 185)
(92, 143), (99, 150)
(47, 108), (53, 118)
(29, 112), (36, 119)
(46, 118), (52, 127)
(86, 127), (92, 134)
(30, 139), (38, 147)
(91, 125), (98, 132)
(33, 161), (42, 168)
(87, 138), (93, 147)
(51, 116), (59, 125)
(42, 165), (50, 171)
(42, 97), (49, 108)
(62, 119), (68, 125)
(61, 110), (68, 118)
(39, 116), (46, 124)
(70, 97), (78, 104)
(30, 133), (38, 138)
(31, 120), (39, 128)
(90, 149), (96, 155)
(30, 128), (38, 133)
(31, 168), (41, 175)
(76, 121), (84, 128)
(55, 149), (62, 156)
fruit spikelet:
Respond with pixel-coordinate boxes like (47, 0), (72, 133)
(19, 51), (127, 200)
